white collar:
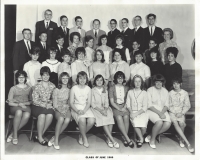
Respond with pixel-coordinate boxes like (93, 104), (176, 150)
(93, 29), (99, 33)
(149, 25), (155, 28)
(40, 41), (46, 45)
(135, 62), (144, 65)
(111, 28), (116, 31)
(24, 39), (30, 43)
(123, 27), (128, 32)
(44, 20), (50, 23)
(112, 60), (125, 65)
(135, 26), (140, 30)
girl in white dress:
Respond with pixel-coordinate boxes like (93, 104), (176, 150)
(97, 34), (112, 64)
(70, 71), (95, 148)
(126, 75), (148, 148)
(89, 49), (110, 88)
(145, 74), (171, 149)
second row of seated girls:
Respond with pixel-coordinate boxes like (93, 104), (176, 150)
(7, 68), (194, 153)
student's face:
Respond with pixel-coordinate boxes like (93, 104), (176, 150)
(132, 42), (140, 50)
(96, 51), (103, 61)
(62, 55), (71, 63)
(173, 82), (181, 90)
(76, 18), (82, 27)
(114, 52), (122, 62)
(18, 75), (26, 84)
(150, 52), (157, 59)
(116, 38), (122, 46)
(117, 76), (124, 84)
(50, 51), (56, 59)
(79, 76), (87, 85)
(135, 54), (143, 63)
(134, 77), (142, 88)
(56, 38), (64, 46)
(168, 53), (175, 62)
(77, 52), (85, 60)
(39, 33), (47, 42)
(93, 21), (100, 30)
(31, 54), (39, 61)
(155, 81), (163, 89)
(121, 20), (128, 28)
(87, 39), (94, 48)
(148, 16), (155, 26)
(96, 77), (103, 87)
(42, 73), (50, 82)
(61, 17), (68, 27)
(101, 37), (107, 45)
(110, 20), (117, 29)
(73, 35), (80, 44)
(44, 11), (52, 21)
(23, 30), (31, 40)
(134, 17), (141, 26)
(149, 40), (157, 49)
(164, 31), (171, 41)
(61, 75), (69, 85)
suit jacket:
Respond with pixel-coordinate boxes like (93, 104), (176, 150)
(144, 26), (164, 50)
(69, 26), (86, 47)
(54, 44), (67, 62)
(132, 26), (145, 51)
(35, 20), (58, 46)
(85, 29), (106, 49)
(121, 28), (132, 50)
(53, 26), (69, 48)
(107, 28), (120, 49)
(12, 40), (35, 71)
(35, 42), (49, 63)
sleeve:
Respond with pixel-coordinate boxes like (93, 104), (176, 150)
(125, 48), (131, 61)
(7, 87), (15, 103)
(108, 86), (114, 99)
(28, 87), (33, 102)
(147, 88), (153, 108)
(12, 42), (20, 71)
(89, 64), (93, 80)
(182, 92), (191, 114)
(142, 91), (148, 111)
(104, 91), (109, 108)
(32, 85), (47, 108)
(91, 89), (96, 109)
(164, 90), (169, 108)
(177, 64), (182, 79)
(168, 92), (176, 113)
(124, 63), (130, 81)
(52, 89), (58, 109)
(144, 65), (151, 78)
(125, 91), (131, 108)
(105, 64), (110, 80)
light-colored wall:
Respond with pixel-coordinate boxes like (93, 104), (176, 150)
(16, 4), (195, 69)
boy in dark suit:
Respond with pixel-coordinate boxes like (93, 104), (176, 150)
(36, 32), (49, 63)
(12, 28), (35, 75)
(53, 15), (69, 48)
(144, 13), (164, 50)
(121, 18), (132, 51)
(35, 9), (57, 46)
(54, 35), (65, 62)
(107, 19), (120, 49)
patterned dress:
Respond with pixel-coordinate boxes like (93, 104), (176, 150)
(68, 45), (78, 63)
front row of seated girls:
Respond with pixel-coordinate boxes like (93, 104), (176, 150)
(6, 68), (194, 153)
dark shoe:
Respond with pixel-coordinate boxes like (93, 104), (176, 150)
(128, 140), (134, 148)
(123, 140), (128, 147)
(39, 140), (48, 146)
(136, 141), (143, 148)
(156, 135), (161, 143)
(32, 135), (38, 142)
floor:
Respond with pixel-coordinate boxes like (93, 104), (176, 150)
(4, 120), (195, 155)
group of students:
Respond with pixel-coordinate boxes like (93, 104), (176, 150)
(7, 10), (194, 153)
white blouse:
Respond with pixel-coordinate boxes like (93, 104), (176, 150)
(115, 85), (125, 104)
(42, 59), (61, 73)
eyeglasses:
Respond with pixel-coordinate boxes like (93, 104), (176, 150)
(18, 77), (25, 79)
(45, 13), (52, 16)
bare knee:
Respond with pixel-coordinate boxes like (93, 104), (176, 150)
(58, 117), (64, 123)
(155, 120), (163, 126)
(179, 122), (186, 128)
(64, 118), (71, 124)
(46, 114), (53, 119)
(38, 114), (45, 120)
(87, 118), (95, 125)
(23, 112), (31, 119)
(78, 118), (86, 125)
(15, 110), (23, 117)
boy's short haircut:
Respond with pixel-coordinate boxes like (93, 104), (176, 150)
(56, 35), (64, 41)
(85, 35), (94, 43)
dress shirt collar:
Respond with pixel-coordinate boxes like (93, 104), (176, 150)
(93, 29), (99, 34)
(40, 41), (46, 45)
(135, 26), (140, 31)
(24, 39), (30, 43)
(44, 20), (50, 24)
(111, 28), (116, 32)
(122, 27), (128, 32)
(116, 45), (123, 49)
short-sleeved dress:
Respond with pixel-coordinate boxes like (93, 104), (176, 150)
(52, 88), (71, 118)
(71, 85), (95, 124)
(109, 85), (129, 117)
(91, 87), (114, 127)
(168, 89), (191, 124)
(97, 46), (112, 64)
(32, 81), (56, 117)
(147, 86), (171, 123)
(7, 85), (32, 113)
(126, 89), (148, 127)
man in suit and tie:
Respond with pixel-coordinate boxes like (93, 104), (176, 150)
(36, 32), (49, 63)
(13, 28), (35, 75)
(54, 35), (65, 62)
(107, 19), (120, 49)
(144, 13), (164, 50)
(35, 9), (57, 46)
(86, 19), (106, 49)
(69, 16), (86, 47)
(53, 15), (69, 48)
(121, 18), (133, 51)
(132, 15), (145, 52)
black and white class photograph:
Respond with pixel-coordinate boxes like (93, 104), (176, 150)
(2, 1), (197, 159)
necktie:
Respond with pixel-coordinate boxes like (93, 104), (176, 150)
(63, 28), (67, 35)
(46, 22), (48, 29)
(77, 26), (81, 29)
(134, 28), (137, 35)
(95, 31), (97, 38)
(60, 46), (63, 52)
(122, 30), (125, 34)
(27, 41), (31, 53)
(151, 26), (153, 36)
(43, 43), (46, 50)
